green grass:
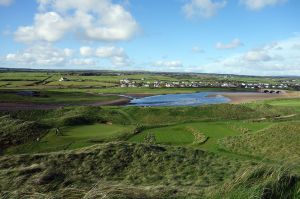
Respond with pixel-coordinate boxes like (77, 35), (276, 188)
(0, 90), (120, 104)
(219, 121), (300, 167)
(0, 116), (47, 153)
(263, 98), (300, 113)
(0, 142), (250, 198)
(6, 124), (135, 154)
(1, 71), (300, 198)
(267, 99), (300, 107)
(1, 142), (299, 199)
(46, 81), (117, 87)
(129, 120), (272, 152)
(129, 125), (195, 145)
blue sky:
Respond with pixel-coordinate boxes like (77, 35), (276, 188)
(0, 0), (300, 75)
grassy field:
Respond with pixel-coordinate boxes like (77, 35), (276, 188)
(0, 71), (300, 198)
(129, 120), (273, 152)
(6, 124), (135, 154)
(1, 142), (299, 198)
(0, 98), (299, 198)
(0, 90), (121, 104)
(263, 98), (300, 112)
(219, 121), (300, 165)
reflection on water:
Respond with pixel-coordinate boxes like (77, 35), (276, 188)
(129, 92), (230, 107)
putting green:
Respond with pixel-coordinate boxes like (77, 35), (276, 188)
(129, 121), (272, 152)
(6, 124), (135, 154)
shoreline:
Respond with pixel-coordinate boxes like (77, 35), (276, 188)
(220, 91), (300, 104)
(1, 91), (299, 111)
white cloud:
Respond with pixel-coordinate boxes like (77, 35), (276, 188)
(195, 35), (300, 75)
(95, 46), (130, 66)
(0, 0), (13, 6)
(240, 0), (287, 10)
(110, 56), (131, 67)
(64, 48), (73, 57)
(15, 12), (71, 43)
(4, 44), (71, 67)
(192, 46), (204, 53)
(2, 44), (131, 68)
(95, 46), (124, 58)
(69, 58), (95, 66)
(154, 60), (183, 69)
(243, 50), (271, 62)
(79, 46), (131, 66)
(183, 0), (226, 19)
(80, 46), (93, 57)
(15, 0), (139, 43)
(216, 38), (243, 49)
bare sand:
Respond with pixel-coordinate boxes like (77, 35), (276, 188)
(220, 91), (300, 104)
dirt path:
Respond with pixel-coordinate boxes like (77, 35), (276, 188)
(275, 114), (297, 119)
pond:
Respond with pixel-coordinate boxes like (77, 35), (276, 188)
(128, 92), (231, 107)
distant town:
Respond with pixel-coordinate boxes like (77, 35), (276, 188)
(119, 78), (300, 90)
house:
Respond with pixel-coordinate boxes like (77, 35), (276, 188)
(59, 77), (69, 82)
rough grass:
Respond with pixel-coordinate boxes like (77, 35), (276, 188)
(212, 165), (300, 199)
(0, 142), (248, 199)
(4, 103), (293, 126)
(219, 122), (300, 166)
(1, 142), (299, 198)
(0, 115), (48, 153)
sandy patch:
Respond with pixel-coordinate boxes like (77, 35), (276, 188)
(220, 91), (300, 104)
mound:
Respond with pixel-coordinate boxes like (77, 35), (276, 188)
(0, 142), (247, 198)
(0, 116), (48, 153)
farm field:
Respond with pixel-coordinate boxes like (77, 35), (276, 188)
(0, 90), (122, 105)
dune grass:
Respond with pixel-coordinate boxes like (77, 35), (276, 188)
(219, 122), (300, 167)
(0, 115), (47, 153)
(0, 142), (249, 198)
(1, 142), (299, 199)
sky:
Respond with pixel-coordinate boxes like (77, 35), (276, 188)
(0, 0), (300, 76)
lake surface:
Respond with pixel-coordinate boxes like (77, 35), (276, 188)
(129, 92), (231, 107)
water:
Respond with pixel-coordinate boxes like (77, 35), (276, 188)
(128, 92), (231, 107)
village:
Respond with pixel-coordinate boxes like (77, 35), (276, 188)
(119, 78), (297, 90)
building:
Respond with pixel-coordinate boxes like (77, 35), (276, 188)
(59, 77), (69, 82)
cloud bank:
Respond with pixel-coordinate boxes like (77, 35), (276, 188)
(195, 35), (300, 75)
(15, 0), (139, 43)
